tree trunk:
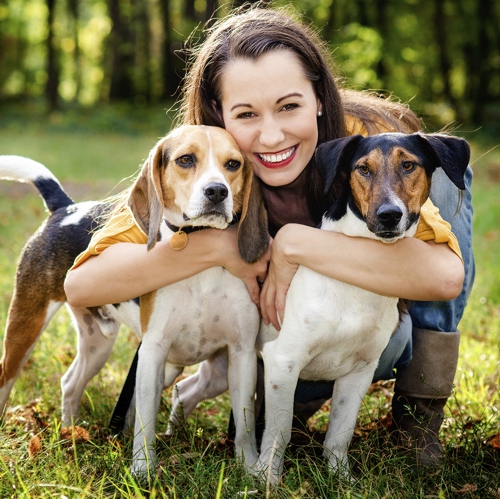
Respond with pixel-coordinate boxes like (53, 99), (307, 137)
(67, 0), (81, 102)
(45, 0), (59, 110)
(158, 0), (177, 99)
(108, 0), (135, 101)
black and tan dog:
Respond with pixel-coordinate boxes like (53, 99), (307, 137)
(0, 126), (268, 475)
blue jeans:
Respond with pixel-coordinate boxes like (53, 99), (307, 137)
(295, 166), (475, 402)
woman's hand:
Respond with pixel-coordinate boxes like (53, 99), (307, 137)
(260, 225), (300, 330)
(217, 225), (271, 305)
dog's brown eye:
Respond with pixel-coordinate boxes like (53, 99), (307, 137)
(225, 159), (241, 171)
(176, 155), (195, 167)
(357, 164), (370, 176)
(402, 161), (416, 172)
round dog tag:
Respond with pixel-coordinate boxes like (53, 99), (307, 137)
(170, 230), (188, 251)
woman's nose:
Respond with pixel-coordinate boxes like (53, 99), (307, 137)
(259, 115), (285, 148)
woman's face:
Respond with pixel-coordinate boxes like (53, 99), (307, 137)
(220, 50), (321, 187)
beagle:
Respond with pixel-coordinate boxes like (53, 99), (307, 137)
(0, 156), (141, 426)
(167, 132), (470, 483)
(126, 126), (268, 475)
(0, 126), (268, 476)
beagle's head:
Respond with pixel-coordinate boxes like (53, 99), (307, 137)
(128, 125), (268, 263)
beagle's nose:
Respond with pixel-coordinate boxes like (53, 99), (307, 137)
(377, 204), (403, 228)
(204, 183), (228, 204)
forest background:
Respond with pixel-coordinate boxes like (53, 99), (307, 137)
(0, 0), (498, 128)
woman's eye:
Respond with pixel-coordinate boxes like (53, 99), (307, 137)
(225, 159), (241, 171)
(281, 103), (298, 112)
(236, 112), (255, 119)
(402, 161), (416, 172)
(176, 154), (195, 167)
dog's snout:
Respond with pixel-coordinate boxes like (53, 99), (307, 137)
(376, 204), (403, 228)
(204, 183), (228, 204)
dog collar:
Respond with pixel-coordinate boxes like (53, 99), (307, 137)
(163, 215), (240, 251)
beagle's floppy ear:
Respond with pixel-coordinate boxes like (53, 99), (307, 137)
(413, 133), (470, 190)
(237, 161), (269, 264)
(315, 135), (364, 195)
(128, 142), (165, 250)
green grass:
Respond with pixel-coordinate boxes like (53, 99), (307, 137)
(0, 107), (499, 498)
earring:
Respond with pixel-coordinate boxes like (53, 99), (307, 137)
(317, 110), (323, 117)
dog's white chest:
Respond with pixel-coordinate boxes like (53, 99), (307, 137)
(259, 264), (399, 381)
(146, 268), (258, 366)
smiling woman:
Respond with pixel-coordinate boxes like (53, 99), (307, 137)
(221, 51), (320, 187)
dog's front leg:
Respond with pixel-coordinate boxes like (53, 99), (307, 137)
(257, 346), (300, 484)
(227, 346), (258, 471)
(323, 363), (377, 479)
(131, 338), (169, 478)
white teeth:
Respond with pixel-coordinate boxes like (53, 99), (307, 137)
(259, 147), (295, 163)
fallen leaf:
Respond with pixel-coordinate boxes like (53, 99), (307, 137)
(455, 484), (478, 494)
(60, 426), (91, 443)
(28, 435), (42, 457)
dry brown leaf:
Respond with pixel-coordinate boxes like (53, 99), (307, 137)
(455, 484), (478, 494)
(60, 425), (91, 443)
(28, 435), (42, 457)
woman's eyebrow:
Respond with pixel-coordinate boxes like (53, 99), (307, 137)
(276, 92), (303, 104)
(230, 103), (252, 112)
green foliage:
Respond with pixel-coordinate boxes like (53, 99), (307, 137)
(2, 0), (500, 126)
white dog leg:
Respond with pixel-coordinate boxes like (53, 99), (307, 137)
(257, 350), (301, 483)
(131, 340), (170, 477)
(227, 347), (258, 470)
(61, 306), (119, 426)
(322, 364), (377, 478)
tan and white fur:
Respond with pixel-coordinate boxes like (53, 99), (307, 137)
(126, 126), (268, 476)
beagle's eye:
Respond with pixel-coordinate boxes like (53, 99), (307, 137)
(357, 164), (370, 176)
(225, 159), (241, 171)
(176, 154), (195, 168)
(402, 161), (416, 173)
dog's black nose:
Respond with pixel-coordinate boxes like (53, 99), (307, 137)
(377, 204), (403, 228)
(204, 183), (228, 204)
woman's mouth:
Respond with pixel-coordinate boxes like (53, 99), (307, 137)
(256, 146), (297, 168)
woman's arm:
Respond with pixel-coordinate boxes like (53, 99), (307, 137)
(261, 223), (464, 330)
(65, 225), (270, 307)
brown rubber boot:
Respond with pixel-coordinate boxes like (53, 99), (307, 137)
(391, 328), (460, 468)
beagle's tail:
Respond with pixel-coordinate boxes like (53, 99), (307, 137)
(0, 155), (74, 213)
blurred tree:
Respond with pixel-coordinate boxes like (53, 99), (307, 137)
(107, 0), (134, 101)
(159, 0), (178, 99)
(46, 0), (60, 110)
(67, 0), (81, 101)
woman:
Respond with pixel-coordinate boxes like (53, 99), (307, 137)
(65, 6), (474, 468)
